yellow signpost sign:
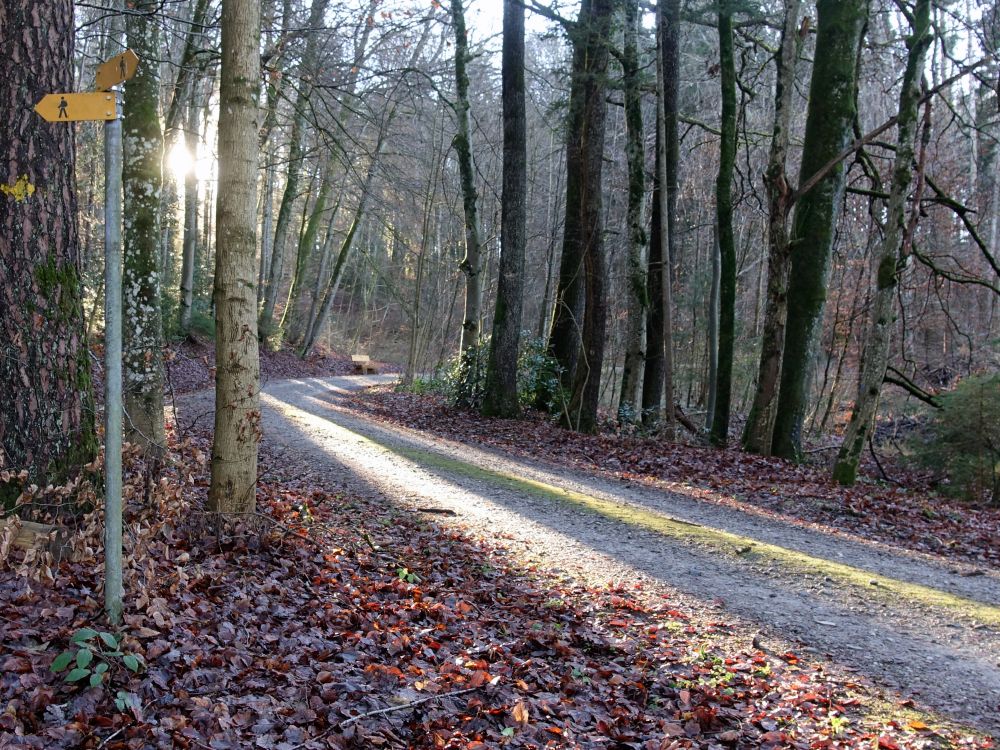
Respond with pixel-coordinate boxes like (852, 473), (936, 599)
(34, 92), (117, 122)
(95, 49), (139, 91)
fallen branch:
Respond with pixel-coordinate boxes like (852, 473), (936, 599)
(340, 685), (480, 729)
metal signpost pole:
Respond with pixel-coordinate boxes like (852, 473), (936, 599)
(35, 49), (137, 626)
(103, 84), (124, 625)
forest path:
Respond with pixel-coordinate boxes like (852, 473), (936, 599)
(176, 376), (1000, 735)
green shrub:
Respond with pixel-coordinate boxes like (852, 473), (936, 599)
(421, 334), (565, 413)
(911, 373), (1000, 504)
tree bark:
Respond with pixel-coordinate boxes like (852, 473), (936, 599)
(833, 0), (931, 484)
(178, 84), (200, 335)
(617, 0), (648, 424)
(122, 0), (166, 457)
(710, 1), (737, 447)
(0, 0), (97, 504)
(771, 0), (868, 460)
(450, 0), (484, 362)
(742, 0), (801, 454)
(482, 0), (527, 419)
(547, 0), (613, 433)
(209, 0), (262, 515)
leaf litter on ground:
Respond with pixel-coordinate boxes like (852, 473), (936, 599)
(0, 427), (994, 749)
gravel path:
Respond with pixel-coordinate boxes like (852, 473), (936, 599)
(176, 375), (1000, 735)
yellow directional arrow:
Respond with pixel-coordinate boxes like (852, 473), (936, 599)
(34, 92), (117, 122)
(95, 50), (139, 91)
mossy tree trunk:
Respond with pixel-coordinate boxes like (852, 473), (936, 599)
(771, 0), (868, 460)
(450, 0), (484, 363)
(742, 0), (802, 454)
(833, 0), (931, 485)
(482, 0), (527, 419)
(209, 0), (262, 515)
(617, 0), (648, 424)
(0, 0), (97, 505)
(709, 1), (737, 447)
(548, 0), (613, 433)
(123, 0), (166, 458)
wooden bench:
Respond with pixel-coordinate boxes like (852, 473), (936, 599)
(351, 354), (378, 375)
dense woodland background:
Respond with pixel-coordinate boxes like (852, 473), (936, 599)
(3, 0), (1000, 498)
(81, 1), (997, 409)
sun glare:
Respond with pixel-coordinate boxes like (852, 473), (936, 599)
(168, 141), (193, 179)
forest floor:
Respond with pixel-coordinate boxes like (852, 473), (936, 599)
(2, 374), (997, 748)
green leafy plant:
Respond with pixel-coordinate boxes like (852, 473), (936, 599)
(427, 333), (566, 413)
(909, 373), (1000, 504)
(50, 627), (144, 711)
(396, 566), (420, 584)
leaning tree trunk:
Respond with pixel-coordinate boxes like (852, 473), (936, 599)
(258, 0), (330, 347)
(209, 0), (261, 515)
(481, 0), (527, 419)
(833, 0), (931, 484)
(771, 0), (868, 461)
(123, 0), (166, 457)
(560, 0), (613, 434)
(710, 1), (737, 447)
(450, 0), (484, 363)
(0, 0), (97, 506)
(617, 0), (648, 424)
(742, 0), (802, 454)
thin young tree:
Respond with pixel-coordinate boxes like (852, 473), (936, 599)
(771, 0), (869, 460)
(123, 0), (166, 457)
(209, 0), (261, 515)
(710, 0), (737, 446)
(833, 0), (932, 484)
(482, 0), (527, 418)
(0, 0), (97, 505)
(258, 0), (330, 347)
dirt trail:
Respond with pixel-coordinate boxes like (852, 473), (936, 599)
(176, 376), (1000, 735)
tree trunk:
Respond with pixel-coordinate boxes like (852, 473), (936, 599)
(833, 0), (931, 484)
(742, 0), (802, 454)
(617, 0), (648, 424)
(547, 0), (613, 432)
(655, 0), (678, 438)
(0, 0), (97, 505)
(705, 227), (720, 429)
(642, 128), (666, 425)
(710, 1), (737, 447)
(482, 0), (527, 419)
(771, 0), (868, 460)
(178, 85), (200, 335)
(123, 0), (166, 457)
(209, 0), (262, 515)
(450, 0), (484, 362)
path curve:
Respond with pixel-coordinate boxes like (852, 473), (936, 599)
(176, 376), (1000, 735)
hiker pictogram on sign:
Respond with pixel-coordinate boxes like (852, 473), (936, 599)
(34, 92), (117, 122)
